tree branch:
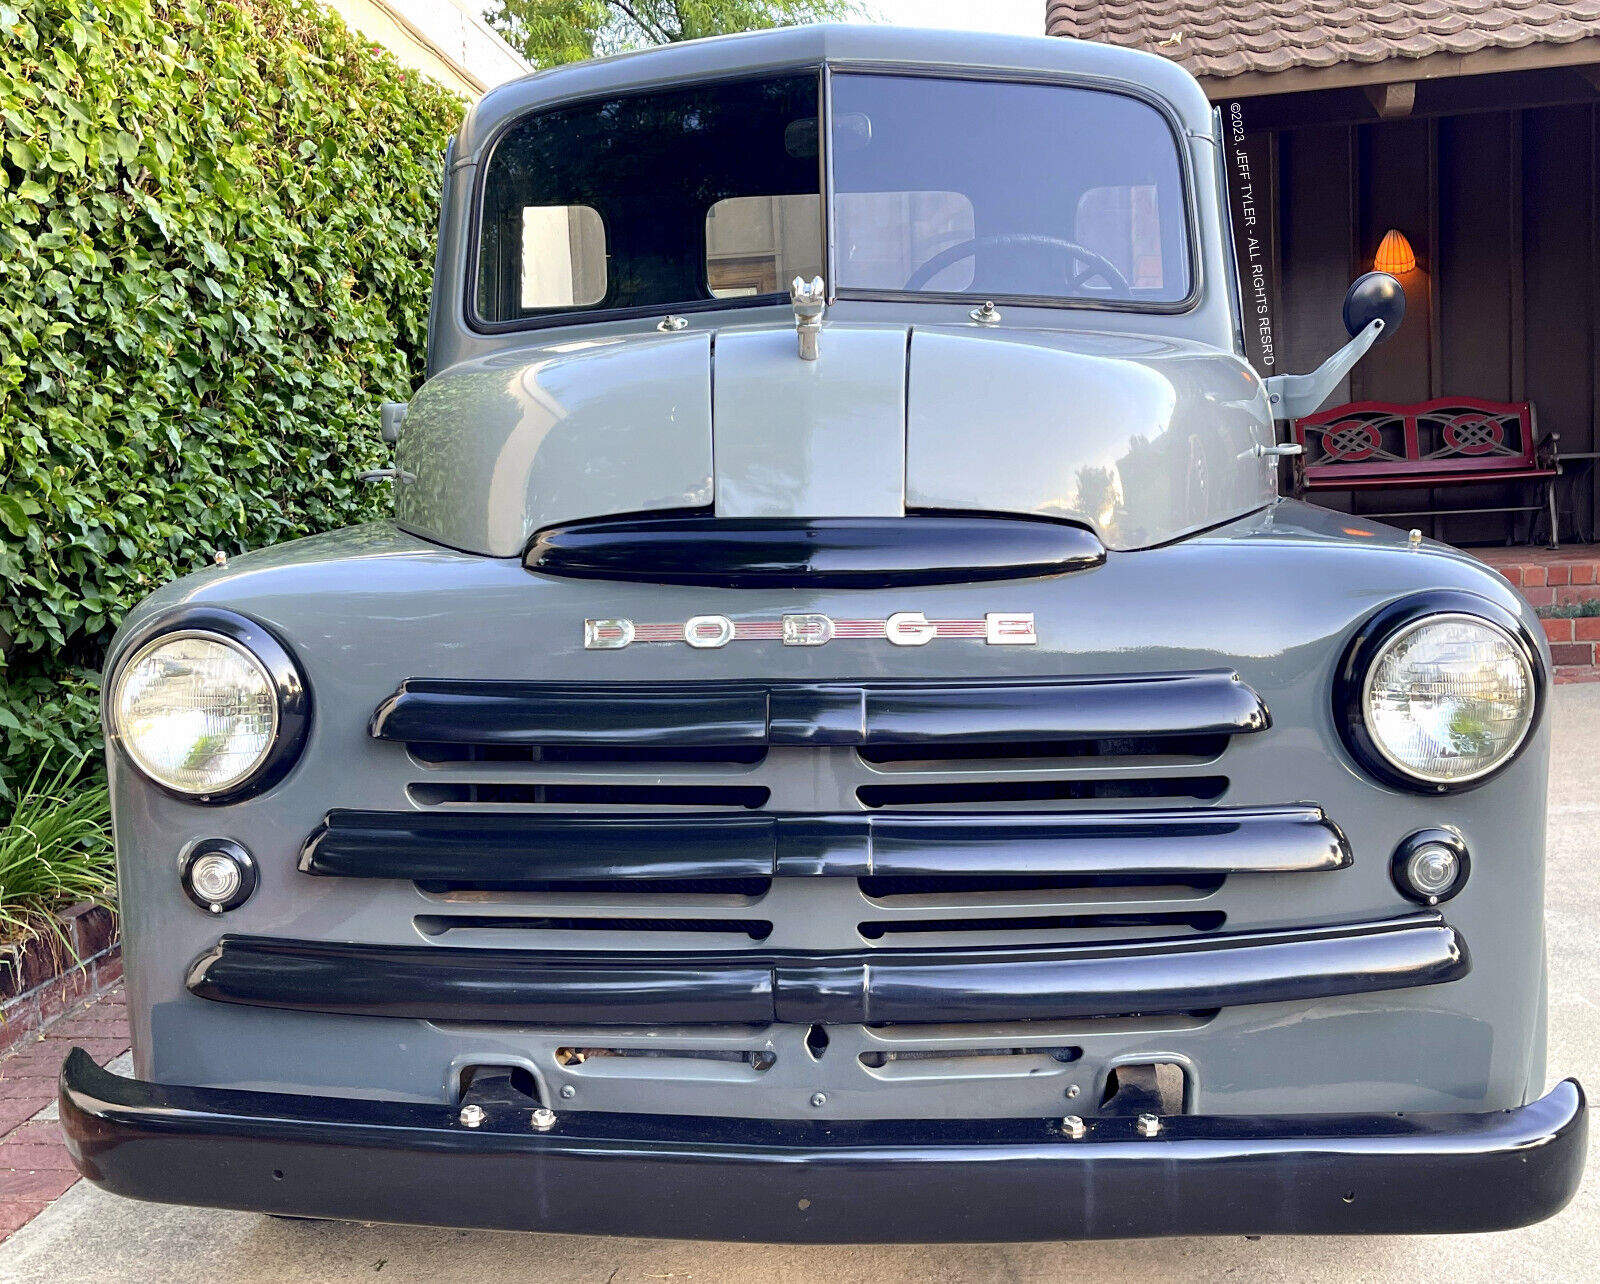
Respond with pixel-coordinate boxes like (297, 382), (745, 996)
(607, 0), (676, 44)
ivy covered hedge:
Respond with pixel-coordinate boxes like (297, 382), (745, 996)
(0, 0), (462, 809)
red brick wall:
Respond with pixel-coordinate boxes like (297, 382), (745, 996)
(1542, 616), (1600, 681)
(1495, 559), (1600, 608)
(0, 907), (120, 1057)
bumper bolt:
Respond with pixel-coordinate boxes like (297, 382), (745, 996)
(1062, 1115), (1086, 1139)
(458, 1104), (485, 1128)
(810, 1092), (827, 1108)
(1066, 1084), (1080, 1099)
(531, 1107), (557, 1131)
(1136, 1113), (1162, 1138)
(559, 1084), (576, 1100)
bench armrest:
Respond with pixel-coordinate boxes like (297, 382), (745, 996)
(1537, 431), (1562, 470)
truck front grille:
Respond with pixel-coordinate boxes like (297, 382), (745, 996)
(295, 672), (1338, 966)
(181, 670), (1472, 1118)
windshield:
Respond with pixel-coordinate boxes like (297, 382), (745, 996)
(831, 74), (1190, 305)
(474, 74), (823, 324)
(471, 71), (1191, 327)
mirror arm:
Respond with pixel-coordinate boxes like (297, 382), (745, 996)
(1262, 319), (1384, 422)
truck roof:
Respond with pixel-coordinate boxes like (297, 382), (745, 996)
(455, 23), (1216, 160)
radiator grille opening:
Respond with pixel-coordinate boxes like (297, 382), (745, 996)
(863, 1013), (1219, 1039)
(410, 742), (766, 766)
(858, 734), (1228, 768)
(856, 776), (1228, 809)
(858, 1046), (1082, 1069)
(556, 1046), (776, 1072)
(415, 914), (773, 941)
(856, 911), (1226, 943)
(857, 873), (1224, 900)
(408, 782), (772, 808)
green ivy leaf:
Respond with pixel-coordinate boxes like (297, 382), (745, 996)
(0, 495), (31, 536)
(0, 0), (464, 816)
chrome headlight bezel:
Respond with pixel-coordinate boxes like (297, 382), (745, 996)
(106, 607), (311, 803)
(1335, 591), (1544, 794)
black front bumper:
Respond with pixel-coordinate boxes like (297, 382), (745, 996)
(59, 1049), (1586, 1242)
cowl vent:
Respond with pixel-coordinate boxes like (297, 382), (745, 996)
(523, 514), (1105, 589)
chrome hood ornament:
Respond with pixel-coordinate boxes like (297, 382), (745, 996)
(791, 275), (825, 361)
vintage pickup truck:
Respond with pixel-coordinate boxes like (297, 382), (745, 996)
(61, 24), (1584, 1241)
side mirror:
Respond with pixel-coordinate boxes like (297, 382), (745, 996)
(1263, 273), (1407, 421)
(1343, 272), (1405, 342)
(379, 400), (408, 444)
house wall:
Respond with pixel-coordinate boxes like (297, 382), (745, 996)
(323, 0), (529, 97)
(1241, 97), (1598, 544)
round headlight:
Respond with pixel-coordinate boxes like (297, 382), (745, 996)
(112, 630), (280, 796)
(1359, 612), (1536, 787)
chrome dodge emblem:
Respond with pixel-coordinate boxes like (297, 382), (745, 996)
(584, 612), (1036, 649)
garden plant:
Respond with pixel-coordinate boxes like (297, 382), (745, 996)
(0, 0), (461, 935)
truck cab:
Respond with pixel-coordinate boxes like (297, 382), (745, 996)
(62, 26), (1584, 1241)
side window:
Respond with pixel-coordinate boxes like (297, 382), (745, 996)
(705, 194), (822, 298)
(834, 190), (975, 291)
(519, 205), (607, 309)
(1075, 185), (1165, 291)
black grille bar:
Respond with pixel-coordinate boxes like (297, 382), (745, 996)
(369, 673), (1270, 748)
(300, 805), (1349, 883)
(187, 915), (1467, 1026)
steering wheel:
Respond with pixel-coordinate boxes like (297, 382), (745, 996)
(903, 232), (1132, 295)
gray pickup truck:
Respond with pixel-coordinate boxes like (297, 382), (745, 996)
(60, 24), (1585, 1241)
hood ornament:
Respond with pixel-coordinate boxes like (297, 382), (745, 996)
(791, 276), (825, 361)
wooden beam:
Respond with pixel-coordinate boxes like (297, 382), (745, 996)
(1509, 112), (1526, 404)
(1348, 126), (1364, 405)
(1365, 81), (1416, 118)
(1226, 68), (1600, 133)
(1428, 117), (1442, 399)
(1591, 104), (1599, 539)
(1198, 36), (1600, 100)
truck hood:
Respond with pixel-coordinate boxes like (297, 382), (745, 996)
(395, 322), (1276, 557)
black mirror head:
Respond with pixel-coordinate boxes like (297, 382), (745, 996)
(1343, 271), (1406, 342)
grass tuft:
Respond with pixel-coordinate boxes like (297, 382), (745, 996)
(0, 755), (115, 948)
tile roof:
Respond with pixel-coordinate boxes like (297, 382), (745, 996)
(1045, 1), (1600, 82)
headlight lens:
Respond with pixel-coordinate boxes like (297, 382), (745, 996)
(1362, 613), (1535, 785)
(112, 632), (279, 795)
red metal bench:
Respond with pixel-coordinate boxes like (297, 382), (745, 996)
(1292, 397), (1562, 547)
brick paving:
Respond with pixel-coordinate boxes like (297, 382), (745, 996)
(0, 987), (128, 1244)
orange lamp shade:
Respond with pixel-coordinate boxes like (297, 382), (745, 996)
(1375, 228), (1417, 275)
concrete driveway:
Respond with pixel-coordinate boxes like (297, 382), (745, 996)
(5, 686), (1597, 1284)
